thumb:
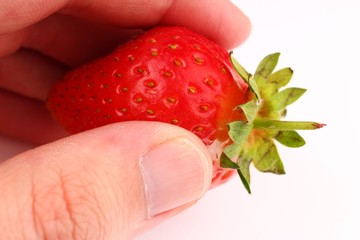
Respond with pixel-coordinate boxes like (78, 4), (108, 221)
(0, 121), (213, 239)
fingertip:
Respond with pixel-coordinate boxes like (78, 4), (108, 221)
(220, 4), (252, 49)
(140, 136), (212, 217)
(160, 0), (251, 49)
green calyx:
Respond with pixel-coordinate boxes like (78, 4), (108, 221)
(221, 52), (325, 194)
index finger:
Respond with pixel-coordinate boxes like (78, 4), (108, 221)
(0, 0), (250, 49)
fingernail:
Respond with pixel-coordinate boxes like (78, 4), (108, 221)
(140, 137), (211, 217)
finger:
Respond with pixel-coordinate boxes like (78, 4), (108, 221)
(0, 121), (212, 239)
(1, 0), (250, 59)
(0, 28), (29, 57)
(0, 89), (68, 145)
(23, 14), (144, 66)
(0, 48), (68, 101)
(159, 0), (251, 49)
(0, 0), (67, 34)
(62, 0), (251, 48)
(0, 134), (34, 162)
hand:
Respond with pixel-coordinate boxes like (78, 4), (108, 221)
(0, 0), (250, 239)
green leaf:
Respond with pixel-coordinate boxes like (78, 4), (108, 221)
(261, 67), (293, 98)
(253, 53), (280, 100)
(220, 153), (240, 169)
(273, 130), (306, 148)
(228, 121), (253, 143)
(222, 52), (324, 193)
(220, 153), (252, 194)
(268, 67), (293, 91)
(237, 156), (252, 194)
(229, 53), (261, 99)
(224, 122), (253, 159)
(246, 134), (285, 174)
(229, 52), (251, 81)
(268, 87), (307, 111)
(248, 76), (261, 99)
(237, 100), (261, 123)
(254, 53), (280, 83)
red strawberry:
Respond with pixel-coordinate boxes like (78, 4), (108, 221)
(47, 26), (324, 192)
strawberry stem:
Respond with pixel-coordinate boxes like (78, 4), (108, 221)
(223, 52), (325, 193)
(252, 119), (325, 130)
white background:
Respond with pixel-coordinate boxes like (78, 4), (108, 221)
(1, 0), (359, 239)
(138, 0), (360, 239)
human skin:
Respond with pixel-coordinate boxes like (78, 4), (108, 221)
(0, 0), (251, 239)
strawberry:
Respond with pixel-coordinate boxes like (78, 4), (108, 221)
(47, 26), (324, 192)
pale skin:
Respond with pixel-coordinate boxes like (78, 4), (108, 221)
(0, 0), (251, 239)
